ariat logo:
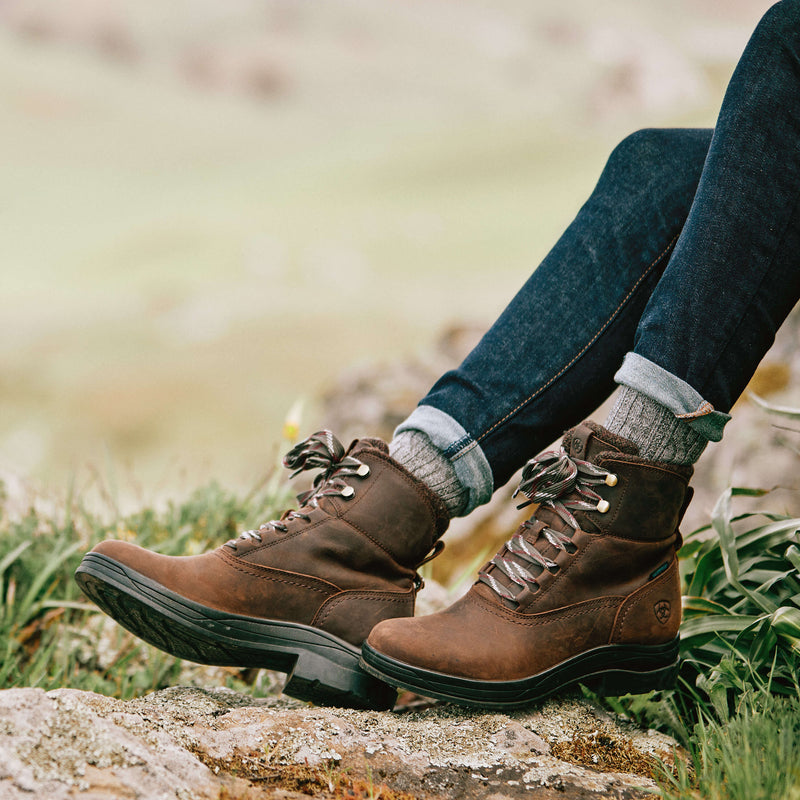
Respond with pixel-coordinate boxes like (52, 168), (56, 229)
(654, 600), (671, 625)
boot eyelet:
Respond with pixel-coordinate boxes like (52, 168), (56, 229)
(597, 499), (610, 513)
(356, 464), (370, 477)
(340, 486), (355, 498)
(604, 473), (618, 487)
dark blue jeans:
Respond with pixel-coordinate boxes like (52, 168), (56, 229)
(398, 1), (800, 514)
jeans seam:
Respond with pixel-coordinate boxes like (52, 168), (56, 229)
(475, 231), (682, 443)
(443, 435), (477, 460)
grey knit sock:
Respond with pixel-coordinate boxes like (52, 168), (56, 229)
(389, 430), (469, 518)
(604, 385), (708, 465)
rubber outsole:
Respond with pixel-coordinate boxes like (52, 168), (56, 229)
(360, 638), (680, 711)
(74, 552), (397, 711)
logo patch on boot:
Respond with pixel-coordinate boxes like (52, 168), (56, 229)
(654, 600), (671, 625)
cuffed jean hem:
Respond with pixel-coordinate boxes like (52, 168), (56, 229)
(614, 352), (731, 441)
(394, 405), (494, 514)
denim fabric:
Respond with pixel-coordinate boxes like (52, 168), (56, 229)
(614, 353), (730, 442)
(633, 1), (800, 415)
(394, 405), (493, 512)
(399, 1), (800, 506)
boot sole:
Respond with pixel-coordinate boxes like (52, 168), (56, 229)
(360, 638), (679, 710)
(75, 553), (397, 711)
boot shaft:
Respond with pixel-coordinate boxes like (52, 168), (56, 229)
(478, 421), (691, 615)
(312, 439), (449, 571)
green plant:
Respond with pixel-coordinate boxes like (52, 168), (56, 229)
(679, 487), (800, 711)
(656, 691), (800, 800)
(0, 473), (293, 698)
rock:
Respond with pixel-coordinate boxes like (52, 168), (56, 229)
(0, 685), (677, 799)
(0, 687), (219, 800)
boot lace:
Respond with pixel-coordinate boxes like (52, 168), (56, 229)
(478, 447), (617, 602)
(225, 430), (370, 550)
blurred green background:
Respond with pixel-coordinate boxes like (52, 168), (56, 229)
(0, 0), (774, 506)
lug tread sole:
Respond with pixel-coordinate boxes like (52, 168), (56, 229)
(360, 638), (679, 710)
(75, 552), (396, 711)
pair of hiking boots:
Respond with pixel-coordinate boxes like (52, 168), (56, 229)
(74, 421), (692, 711)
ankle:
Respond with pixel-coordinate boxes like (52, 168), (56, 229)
(604, 385), (708, 465)
(389, 430), (469, 518)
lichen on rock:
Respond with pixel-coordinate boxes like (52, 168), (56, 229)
(0, 685), (677, 799)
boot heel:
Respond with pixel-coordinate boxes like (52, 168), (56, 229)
(284, 650), (397, 711)
(586, 659), (679, 696)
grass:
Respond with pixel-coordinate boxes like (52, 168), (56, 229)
(654, 690), (800, 800)
(681, 493), (800, 701)
(0, 467), (294, 699)
(659, 403), (800, 797)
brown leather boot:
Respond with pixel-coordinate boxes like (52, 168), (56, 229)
(75, 431), (448, 710)
(361, 421), (692, 710)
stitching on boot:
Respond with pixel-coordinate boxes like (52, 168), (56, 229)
(610, 559), (678, 642)
(593, 458), (688, 541)
(235, 515), (327, 557)
(522, 532), (597, 613)
(247, 449), (438, 566)
(602, 467), (628, 533)
(470, 586), (620, 626)
(215, 550), (338, 594)
(313, 589), (414, 626)
(366, 448), (448, 537)
(598, 454), (692, 480)
(599, 454), (693, 481)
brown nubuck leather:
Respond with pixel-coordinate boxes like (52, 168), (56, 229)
(361, 421), (692, 710)
(75, 431), (448, 710)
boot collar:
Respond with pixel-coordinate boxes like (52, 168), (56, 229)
(563, 421), (639, 464)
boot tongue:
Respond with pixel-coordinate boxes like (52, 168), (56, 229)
(534, 421), (637, 533)
(562, 420), (638, 464)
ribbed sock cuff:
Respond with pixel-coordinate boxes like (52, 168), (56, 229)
(389, 430), (469, 518)
(604, 385), (708, 465)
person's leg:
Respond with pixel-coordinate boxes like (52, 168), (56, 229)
(394, 127), (712, 513)
(397, 2), (800, 514)
(363, 1), (800, 708)
(615, 0), (800, 439)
